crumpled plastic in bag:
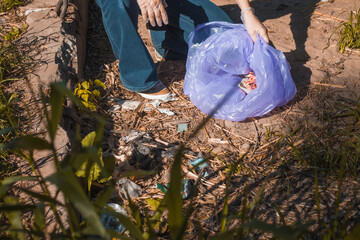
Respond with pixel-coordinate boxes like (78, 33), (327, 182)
(184, 22), (297, 121)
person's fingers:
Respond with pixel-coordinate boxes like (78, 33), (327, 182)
(260, 29), (269, 44)
(141, 6), (149, 23)
(153, 8), (163, 27)
(159, 3), (168, 25)
(250, 32), (257, 43)
(162, 0), (168, 8)
(148, 8), (156, 27)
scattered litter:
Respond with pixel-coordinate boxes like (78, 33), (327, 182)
(156, 179), (192, 199)
(114, 154), (126, 162)
(109, 98), (175, 116)
(121, 130), (151, 143)
(25, 8), (51, 15)
(181, 179), (192, 199)
(160, 94), (178, 103)
(161, 146), (178, 160)
(100, 203), (127, 233)
(150, 100), (175, 116)
(177, 123), (188, 133)
(189, 157), (211, 179)
(157, 183), (168, 194)
(121, 100), (143, 110)
(117, 178), (142, 199)
(208, 138), (228, 144)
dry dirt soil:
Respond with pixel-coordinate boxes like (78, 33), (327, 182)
(8, 0), (359, 238)
(79, 0), (360, 238)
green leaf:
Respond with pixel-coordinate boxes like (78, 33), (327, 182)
(54, 82), (87, 111)
(81, 131), (96, 146)
(242, 220), (311, 240)
(145, 198), (161, 211)
(83, 101), (96, 111)
(80, 93), (89, 102)
(93, 116), (106, 149)
(345, 222), (360, 240)
(3, 196), (25, 240)
(98, 155), (115, 182)
(0, 204), (36, 211)
(81, 81), (91, 90)
(92, 89), (101, 99)
(166, 146), (184, 240)
(46, 169), (109, 239)
(5, 135), (51, 151)
(48, 83), (65, 141)
(94, 79), (106, 89)
(75, 131), (112, 188)
(34, 203), (45, 233)
(0, 176), (37, 198)
(93, 183), (115, 209)
(15, 187), (63, 206)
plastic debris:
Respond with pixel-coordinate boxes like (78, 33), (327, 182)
(108, 98), (176, 116)
(208, 138), (228, 144)
(177, 123), (188, 133)
(181, 179), (192, 199)
(189, 157), (211, 179)
(150, 100), (175, 116)
(238, 71), (257, 94)
(121, 130), (151, 143)
(156, 179), (192, 199)
(117, 178), (142, 199)
(100, 203), (127, 233)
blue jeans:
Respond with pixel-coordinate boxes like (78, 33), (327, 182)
(95, 0), (232, 92)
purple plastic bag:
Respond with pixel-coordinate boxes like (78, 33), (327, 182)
(184, 22), (297, 121)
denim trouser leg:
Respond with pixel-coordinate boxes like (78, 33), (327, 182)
(150, 0), (233, 57)
(95, 0), (158, 92)
(96, 0), (232, 92)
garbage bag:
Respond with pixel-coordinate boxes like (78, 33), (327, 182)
(184, 22), (297, 121)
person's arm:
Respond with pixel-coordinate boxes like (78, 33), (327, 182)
(235, 0), (269, 43)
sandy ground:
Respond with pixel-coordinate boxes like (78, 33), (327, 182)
(5, 0), (359, 238)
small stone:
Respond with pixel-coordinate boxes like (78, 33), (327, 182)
(241, 142), (251, 152)
(48, 10), (57, 18)
(211, 146), (223, 154)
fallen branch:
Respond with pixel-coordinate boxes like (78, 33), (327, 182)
(214, 123), (256, 144)
(313, 82), (346, 89)
(313, 11), (347, 22)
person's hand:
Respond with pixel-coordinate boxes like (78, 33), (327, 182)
(242, 8), (269, 44)
(137, 0), (169, 27)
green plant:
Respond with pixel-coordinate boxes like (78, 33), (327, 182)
(74, 79), (106, 111)
(75, 131), (115, 191)
(0, 0), (24, 12)
(330, 3), (360, 53)
(3, 27), (20, 42)
(0, 21), (23, 181)
(0, 82), (359, 239)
